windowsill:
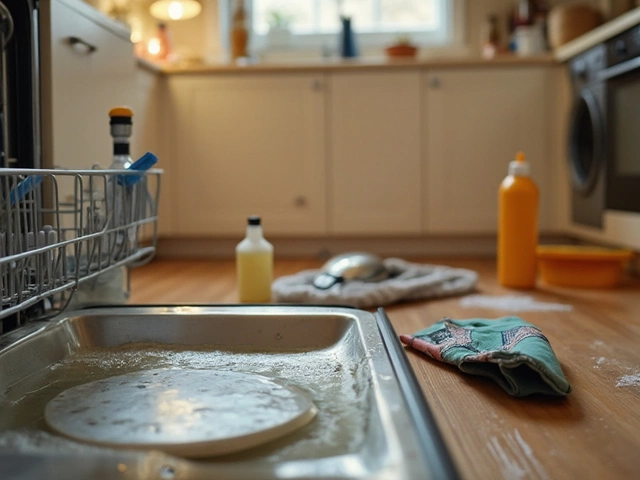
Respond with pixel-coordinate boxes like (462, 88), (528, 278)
(254, 44), (472, 64)
(144, 51), (558, 75)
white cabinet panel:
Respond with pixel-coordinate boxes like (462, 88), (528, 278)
(167, 73), (326, 236)
(424, 68), (552, 234)
(41, 0), (137, 171)
(329, 71), (422, 235)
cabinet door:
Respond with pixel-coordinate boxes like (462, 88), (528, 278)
(329, 71), (422, 235)
(167, 73), (326, 236)
(424, 68), (552, 233)
(42, 0), (137, 171)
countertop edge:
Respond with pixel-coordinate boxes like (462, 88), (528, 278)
(555, 7), (640, 62)
(142, 54), (558, 75)
(136, 57), (165, 75)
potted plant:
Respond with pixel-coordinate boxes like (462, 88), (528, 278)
(385, 34), (418, 58)
(266, 10), (294, 48)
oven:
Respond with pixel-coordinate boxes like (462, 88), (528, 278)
(604, 24), (640, 213)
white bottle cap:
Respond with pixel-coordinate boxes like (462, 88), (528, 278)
(508, 151), (531, 176)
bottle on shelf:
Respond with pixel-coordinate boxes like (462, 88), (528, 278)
(146, 23), (174, 62)
(498, 151), (539, 288)
(230, 0), (249, 61)
(236, 216), (274, 303)
(482, 14), (501, 58)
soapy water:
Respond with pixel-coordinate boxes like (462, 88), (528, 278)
(0, 343), (371, 463)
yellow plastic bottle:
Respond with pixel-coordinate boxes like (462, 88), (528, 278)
(498, 152), (539, 288)
(236, 216), (273, 302)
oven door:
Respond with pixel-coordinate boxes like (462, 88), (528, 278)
(604, 57), (640, 213)
(568, 85), (605, 196)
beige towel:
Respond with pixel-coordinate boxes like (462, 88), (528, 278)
(272, 258), (478, 309)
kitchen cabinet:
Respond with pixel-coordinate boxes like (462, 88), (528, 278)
(159, 63), (558, 245)
(329, 71), (422, 235)
(423, 67), (553, 234)
(165, 73), (326, 236)
(40, 0), (138, 171)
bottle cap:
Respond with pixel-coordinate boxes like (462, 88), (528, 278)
(248, 216), (261, 226)
(109, 107), (133, 118)
(109, 107), (133, 127)
(509, 151), (530, 176)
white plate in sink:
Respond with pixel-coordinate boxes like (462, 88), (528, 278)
(44, 368), (317, 458)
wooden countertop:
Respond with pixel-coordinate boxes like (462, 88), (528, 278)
(140, 54), (557, 75)
(130, 258), (640, 479)
(555, 7), (640, 62)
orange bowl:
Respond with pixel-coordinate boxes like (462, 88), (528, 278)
(385, 44), (418, 58)
(536, 245), (634, 288)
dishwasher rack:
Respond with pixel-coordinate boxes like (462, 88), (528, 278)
(0, 167), (161, 329)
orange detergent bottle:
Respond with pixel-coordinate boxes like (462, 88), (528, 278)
(498, 152), (539, 288)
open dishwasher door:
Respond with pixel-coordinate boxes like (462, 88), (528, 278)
(0, 305), (459, 480)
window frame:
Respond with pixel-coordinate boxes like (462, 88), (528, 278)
(220, 0), (465, 56)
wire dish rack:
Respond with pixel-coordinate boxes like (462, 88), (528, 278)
(0, 167), (161, 331)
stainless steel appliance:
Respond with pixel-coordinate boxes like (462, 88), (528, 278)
(568, 23), (640, 228)
(568, 44), (607, 228)
(0, 305), (459, 480)
(0, 1), (162, 335)
(0, 0), (39, 169)
(604, 23), (640, 213)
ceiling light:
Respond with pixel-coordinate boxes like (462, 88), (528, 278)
(147, 38), (161, 55)
(149, 0), (201, 21)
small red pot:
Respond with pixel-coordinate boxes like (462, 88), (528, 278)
(385, 44), (418, 58)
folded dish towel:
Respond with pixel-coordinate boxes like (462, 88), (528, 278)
(400, 316), (571, 397)
(272, 258), (478, 309)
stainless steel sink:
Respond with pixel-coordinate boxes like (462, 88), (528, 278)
(0, 305), (457, 480)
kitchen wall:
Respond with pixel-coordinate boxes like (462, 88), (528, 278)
(94, 0), (625, 62)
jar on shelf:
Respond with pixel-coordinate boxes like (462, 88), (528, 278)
(230, 0), (249, 61)
(482, 14), (501, 58)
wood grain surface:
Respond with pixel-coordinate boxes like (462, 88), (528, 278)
(130, 257), (640, 480)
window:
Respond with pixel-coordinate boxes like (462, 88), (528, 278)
(248, 0), (456, 52)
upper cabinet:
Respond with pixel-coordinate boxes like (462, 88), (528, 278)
(328, 71), (422, 235)
(165, 73), (327, 236)
(423, 67), (553, 234)
(40, 0), (137, 171)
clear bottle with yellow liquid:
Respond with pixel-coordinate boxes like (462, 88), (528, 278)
(236, 216), (273, 302)
(498, 152), (539, 288)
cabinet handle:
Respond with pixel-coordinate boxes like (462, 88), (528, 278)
(311, 80), (323, 91)
(294, 196), (307, 207)
(429, 77), (441, 89)
(67, 36), (98, 54)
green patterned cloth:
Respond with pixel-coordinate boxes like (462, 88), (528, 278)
(400, 316), (571, 397)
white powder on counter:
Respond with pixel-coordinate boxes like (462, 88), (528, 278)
(616, 373), (640, 388)
(592, 356), (606, 368)
(460, 294), (573, 312)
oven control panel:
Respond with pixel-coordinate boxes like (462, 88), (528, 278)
(607, 24), (640, 67)
(569, 44), (606, 88)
